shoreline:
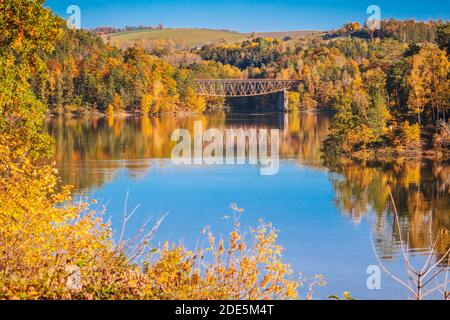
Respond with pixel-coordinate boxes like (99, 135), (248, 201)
(45, 106), (334, 119)
(336, 146), (450, 166)
(44, 109), (448, 163)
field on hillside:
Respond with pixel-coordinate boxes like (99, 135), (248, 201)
(252, 30), (323, 39)
(103, 28), (324, 50)
(103, 28), (248, 49)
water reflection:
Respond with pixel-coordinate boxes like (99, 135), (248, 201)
(45, 111), (331, 190)
(330, 161), (450, 263)
(45, 111), (449, 298)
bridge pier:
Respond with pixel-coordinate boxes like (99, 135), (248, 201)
(277, 90), (289, 112)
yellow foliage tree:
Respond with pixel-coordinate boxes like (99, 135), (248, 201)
(288, 92), (301, 110)
(400, 121), (421, 149)
(140, 93), (154, 114)
(109, 93), (124, 114)
(407, 45), (450, 124)
(183, 87), (206, 113)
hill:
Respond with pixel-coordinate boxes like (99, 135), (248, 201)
(102, 28), (324, 50)
(103, 28), (248, 49)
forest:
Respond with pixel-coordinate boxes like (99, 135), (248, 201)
(33, 28), (244, 115)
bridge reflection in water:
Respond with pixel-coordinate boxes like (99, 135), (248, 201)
(45, 111), (331, 191)
(196, 79), (301, 111)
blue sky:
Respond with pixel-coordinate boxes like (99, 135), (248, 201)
(45, 0), (450, 32)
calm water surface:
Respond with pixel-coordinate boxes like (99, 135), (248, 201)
(45, 111), (450, 300)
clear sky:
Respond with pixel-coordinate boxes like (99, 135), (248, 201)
(45, 0), (450, 32)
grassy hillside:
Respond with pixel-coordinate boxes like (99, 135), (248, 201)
(103, 28), (248, 49)
(103, 28), (324, 50)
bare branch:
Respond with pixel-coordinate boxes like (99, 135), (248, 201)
(370, 231), (417, 298)
(387, 186), (418, 276)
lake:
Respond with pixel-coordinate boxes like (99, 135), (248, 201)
(45, 111), (450, 300)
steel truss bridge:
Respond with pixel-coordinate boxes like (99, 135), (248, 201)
(195, 79), (301, 97)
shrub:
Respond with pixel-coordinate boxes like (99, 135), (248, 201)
(433, 120), (450, 149)
(144, 222), (300, 300)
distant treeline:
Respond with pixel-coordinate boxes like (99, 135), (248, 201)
(198, 37), (286, 71)
(327, 19), (449, 44)
(91, 24), (165, 35)
(91, 25), (241, 35)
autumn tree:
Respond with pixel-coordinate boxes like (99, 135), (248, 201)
(400, 121), (421, 149)
(363, 68), (390, 137)
(436, 23), (450, 54)
(407, 45), (450, 123)
(108, 93), (125, 113)
(288, 92), (301, 110)
(182, 87), (206, 113)
(140, 93), (154, 114)
(0, 0), (63, 156)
